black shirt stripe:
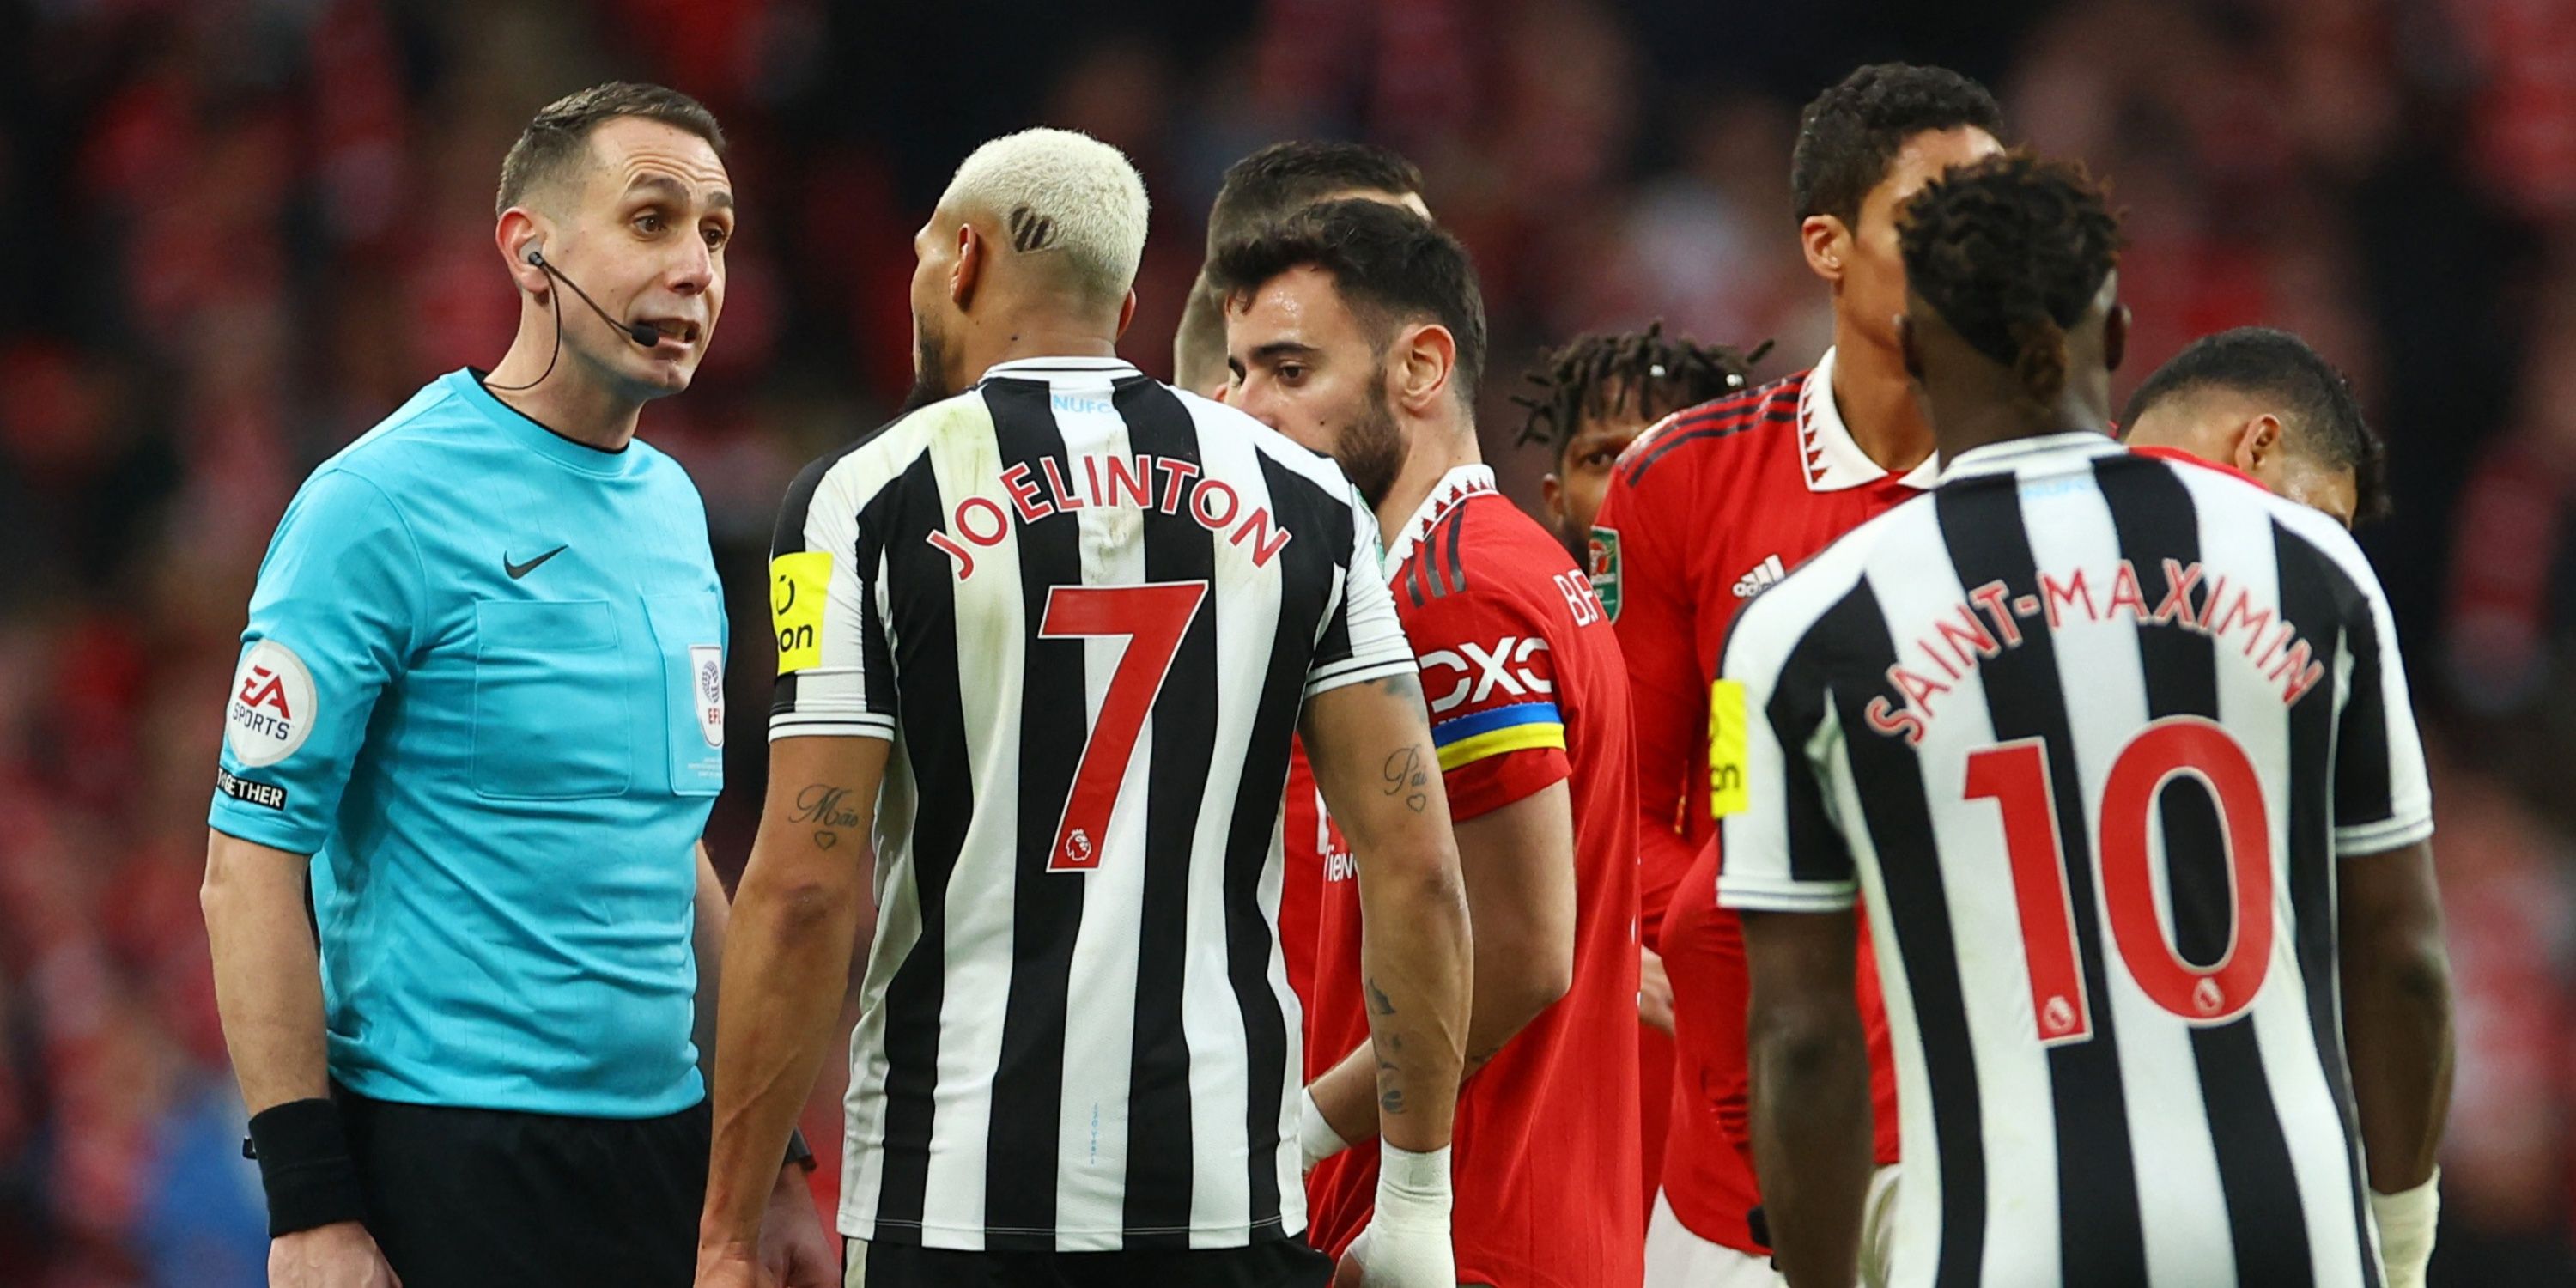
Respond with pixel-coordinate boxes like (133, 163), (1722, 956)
(1117, 379), (1214, 1243)
(2097, 458), (2312, 1287)
(1820, 580), (1988, 1287)
(866, 448), (972, 1235)
(1934, 477), (2150, 1285)
(981, 377), (1091, 1248)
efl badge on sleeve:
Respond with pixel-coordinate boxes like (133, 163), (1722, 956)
(1587, 526), (1622, 623)
(1708, 678), (1750, 818)
(690, 645), (725, 747)
(769, 551), (831, 675)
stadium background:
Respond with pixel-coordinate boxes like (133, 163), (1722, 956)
(2, 0), (2573, 1282)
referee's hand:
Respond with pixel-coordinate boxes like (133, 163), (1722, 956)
(270, 1220), (400, 1288)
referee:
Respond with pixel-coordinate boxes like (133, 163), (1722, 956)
(200, 83), (831, 1288)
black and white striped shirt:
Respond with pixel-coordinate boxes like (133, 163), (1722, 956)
(769, 356), (1414, 1252)
(1715, 432), (2433, 1287)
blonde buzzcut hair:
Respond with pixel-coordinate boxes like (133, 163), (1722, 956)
(939, 127), (1151, 302)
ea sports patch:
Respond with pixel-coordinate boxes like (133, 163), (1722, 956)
(225, 640), (317, 769)
(770, 551), (830, 676)
(1708, 678), (1749, 818)
(1588, 526), (1623, 622)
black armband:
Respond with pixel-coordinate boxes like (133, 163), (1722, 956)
(243, 1097), (368, 1237)
(785, 1127), (819, 1174)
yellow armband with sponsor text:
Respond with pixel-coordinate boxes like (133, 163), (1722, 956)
(770, 551), (830, 675)
(1709, 678), (1748, 819)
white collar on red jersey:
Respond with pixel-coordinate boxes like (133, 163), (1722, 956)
(1382, 464), (1496, 580)
(1799, 347), (1942, 493)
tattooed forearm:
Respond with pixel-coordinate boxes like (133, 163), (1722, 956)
(1365, 976), (1398, 1017)
(791, 784), (865, 849)
(1381, 748), (1431, 813)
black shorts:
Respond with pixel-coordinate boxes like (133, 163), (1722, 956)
(844, 1236), (1333, 1288)
(336, 1084), (714, 1288)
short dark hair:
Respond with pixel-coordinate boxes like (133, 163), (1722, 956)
(1899, 153), (2123, 410)
(495, 82), (726, 216)
(1206, 141), (1424, 250)
(1208, 198), (1488, 401)
(1512, 323), (1770, 453)
(1793, 63), (2003, 228)
(2123, 327), (2389, 524)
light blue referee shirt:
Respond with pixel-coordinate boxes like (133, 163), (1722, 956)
(209, 369), (726, 1118)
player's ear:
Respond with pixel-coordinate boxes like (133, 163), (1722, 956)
(951, 222), (983, 309)
(1540, 471), (1565, 524)
(2237, 413), (2283, 474)
(1800, 214), (1847, 285)
(1395, 321), (1459, 415)
(1115, 288), (1138, 341)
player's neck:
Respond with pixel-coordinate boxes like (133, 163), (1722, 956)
(1375, 414), (1482, 547)
(1930, 389), (2109, 464)
(963, 312), (1122, 380)
(1828, 324), (1937, 475)
(485, 325), (647, 452)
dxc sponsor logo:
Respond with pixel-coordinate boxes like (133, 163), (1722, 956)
(1419, 637), (1552, 714)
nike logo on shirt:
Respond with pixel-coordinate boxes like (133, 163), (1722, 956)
(505, 545), (568, 580)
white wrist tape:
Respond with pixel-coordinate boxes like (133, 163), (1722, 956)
(1298, 1086), (1350, 1172)
(2369, 1168), (2439, 1288)
(1373, 1143), (1453, 1233)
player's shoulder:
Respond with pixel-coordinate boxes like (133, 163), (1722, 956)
(1609, 367), (1807, 491)
(1396, 487), (1583, 624)
(785, 394), (983, 518)
(2138, 449), (2387, 603)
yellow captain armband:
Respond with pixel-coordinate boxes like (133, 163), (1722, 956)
(769, 551), (831, 675)
(1709, 678), (1749, 819)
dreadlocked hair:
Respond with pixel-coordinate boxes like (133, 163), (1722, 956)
(1510, 322), (1771, 451)
(1898, 153), (2123, 410)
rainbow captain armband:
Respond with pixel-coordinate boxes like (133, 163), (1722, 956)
(1431, 701), (1566, 772)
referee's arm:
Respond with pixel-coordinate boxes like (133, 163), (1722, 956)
(697, 734), (891, 1274)
(204, 832), (336, 1113)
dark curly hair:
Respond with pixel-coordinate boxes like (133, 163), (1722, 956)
(1898, 153), (2123, 410)
(1510, 323), (1770, 452)
(2122, 326), (2391, 524)
(1792, 63), (2003, 228)
(1208, 198), (1488, 400)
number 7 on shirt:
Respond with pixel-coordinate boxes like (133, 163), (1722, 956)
(1037, 580), (1209, 872)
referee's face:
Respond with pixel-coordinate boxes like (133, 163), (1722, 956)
(560, 118), (732, 395)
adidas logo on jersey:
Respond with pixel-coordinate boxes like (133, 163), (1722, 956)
(1733, 554), (1787, 598)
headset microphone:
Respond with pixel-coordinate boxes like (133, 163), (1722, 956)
(526, 247), (664, 349)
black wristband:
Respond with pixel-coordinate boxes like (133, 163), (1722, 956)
(245, 1098), (368, 1238)
(785, 1127), (819, 1174)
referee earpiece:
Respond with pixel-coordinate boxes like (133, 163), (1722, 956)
(525, 244), (545, 268)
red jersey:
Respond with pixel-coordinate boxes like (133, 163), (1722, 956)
(1304, 465), (1643, 1288)
(1280, 744), (1344, 1014)
(1590, 350), (1923, 1250)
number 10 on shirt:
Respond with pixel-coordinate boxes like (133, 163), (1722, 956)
(1039, 580), (1209, 872)
(1964, 715), (2275, 1046)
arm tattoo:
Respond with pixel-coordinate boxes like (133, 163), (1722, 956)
(1365, 976), (1398, 1017)
(1380, 748), (1431, 813)
(792, 784), (864, 849)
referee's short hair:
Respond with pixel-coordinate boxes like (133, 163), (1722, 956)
(2123, 326), (2389, 524)
(1209, 198), (1488, 403)
(495, 82), (726, 216)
